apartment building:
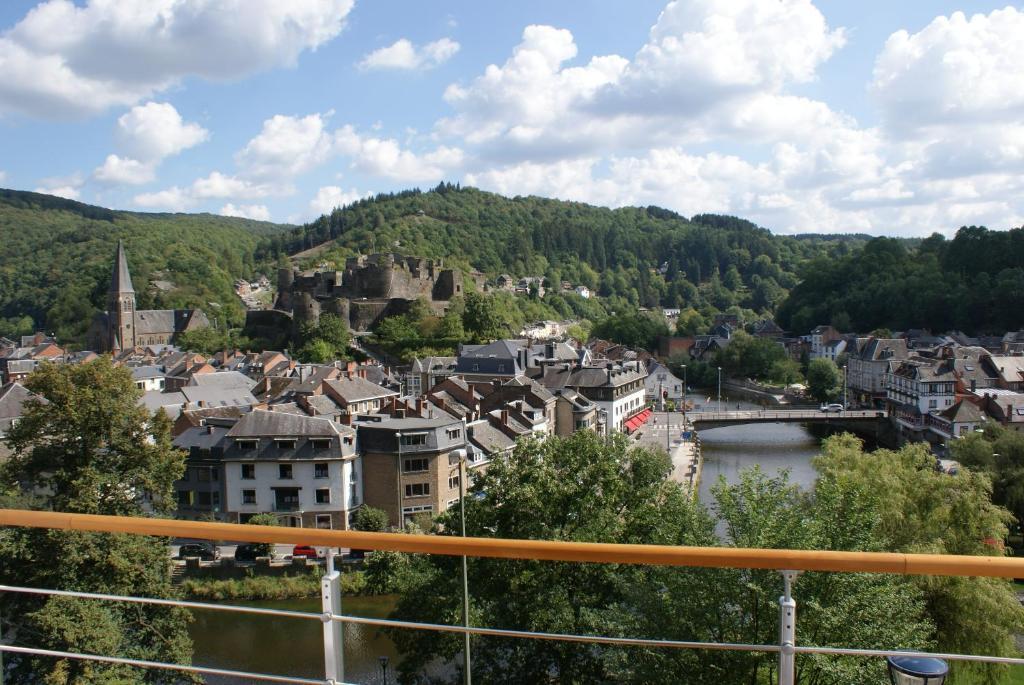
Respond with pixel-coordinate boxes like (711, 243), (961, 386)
(222, 410), (360, 529)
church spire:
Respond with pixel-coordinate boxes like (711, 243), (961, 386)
(111, 239), (134, 294)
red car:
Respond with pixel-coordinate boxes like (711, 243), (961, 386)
(292, 545), (321, 559)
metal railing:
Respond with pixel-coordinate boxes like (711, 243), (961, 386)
(3, 509), (1024, 685)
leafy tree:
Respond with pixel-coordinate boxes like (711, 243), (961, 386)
(591, 312), (669, 350)
(463, 291), (508, 342)
(295, 313), (351, 362)
(352, 506), (390, 532)
(675, 308), (707, 336)
(807, 358), (842, 403)
(245, 512), (281, 558)
(953, 425), (1024, 531)
(296, 338), (336, 364)
(815, 435), (1023, 684)
(0, 358), (194, 684)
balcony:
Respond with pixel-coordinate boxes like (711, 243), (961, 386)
(2, 509), (1024, 684)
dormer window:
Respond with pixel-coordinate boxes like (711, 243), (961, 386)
(236, 439), (258, 451)
(275, 439), (297, 450)
(309, 438), (332, 450)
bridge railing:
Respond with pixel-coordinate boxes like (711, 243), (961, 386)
(2, 509), (1023, 685)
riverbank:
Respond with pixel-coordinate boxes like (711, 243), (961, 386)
(181, 569), (368, 600)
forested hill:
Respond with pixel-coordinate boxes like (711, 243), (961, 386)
(0, 189), (290, 342)
(777, 228), (1024, 335)
(256, 184), (862, 317)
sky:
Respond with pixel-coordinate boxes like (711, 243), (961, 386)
(0, 1), (1021, 236)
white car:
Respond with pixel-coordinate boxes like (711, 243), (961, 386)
(820, 403), (844, 412)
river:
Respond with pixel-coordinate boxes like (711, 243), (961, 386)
(190, 398), (835, 683)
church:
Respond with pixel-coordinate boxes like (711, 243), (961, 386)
(89, 241), (210, 352)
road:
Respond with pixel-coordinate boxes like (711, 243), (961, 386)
(633, 411), (699, 489)
(170, 542), (346, 560)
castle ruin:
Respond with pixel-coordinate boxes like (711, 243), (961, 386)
(252, 254), (480, 336)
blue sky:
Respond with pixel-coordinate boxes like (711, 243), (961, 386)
(0, 1), (1021, 236)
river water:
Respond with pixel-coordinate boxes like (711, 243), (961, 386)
(190, 397), (832, 683)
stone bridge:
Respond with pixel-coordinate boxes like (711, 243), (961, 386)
(687, 409), (887, 432)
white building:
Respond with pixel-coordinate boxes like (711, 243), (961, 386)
(222, 410), (360, 529)
(574, 285), (591, 299)
(886, 359), (957, 436)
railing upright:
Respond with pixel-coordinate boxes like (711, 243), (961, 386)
(322, 549), (344, 684)
(777, 571), (799, 685)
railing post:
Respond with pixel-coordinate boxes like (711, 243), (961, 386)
(778, 570), (799, 685)
(322, 549), (344, 684)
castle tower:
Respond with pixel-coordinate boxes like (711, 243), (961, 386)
(107, 240), (136, 351)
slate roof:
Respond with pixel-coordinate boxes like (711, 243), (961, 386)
(133, 309), (210, 335)
(989, 357), (1024, 385)
(323, 376), (398, 403)
(411, 356), (457, 373)
(468, 420), (516, 454)
(0, 382), (45, 428)
(112, 240), (134, 293)
(938, 400), (984, 423)
(227, 410), (344, 438)
(857, 338), (908, 361)
(189, 371), (257, 391)
(179, 385), (258, 408)
(131, 366), (166, 381)
(173, 425), (230, 451)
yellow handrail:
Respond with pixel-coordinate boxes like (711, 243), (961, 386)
(1, 508), (1021, 578)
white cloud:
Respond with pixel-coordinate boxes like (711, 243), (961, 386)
(92, 154), (155, 185)
(0, 170), (7, 184)
(133, 186), (192, 211)
(359, 37), (460, 70)
(34, 184), (80, 200)
(191, 172), (276, 199)
(220, 203), (271, 221)
(115, 102), (209, 161)
(334, 125), (463, 181)
(236, 113), (334, 179)
(872, 8), (1024, 130)
(309, 185), (370, 215)
(34, 172), (84, 200)
(0, 0), (355, 118)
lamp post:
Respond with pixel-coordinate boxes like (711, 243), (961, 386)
(681, 364), (687, 434)
(886, 655), (948, 684)
(452, 448), (472, 685)
(379, 655), (389, 684)
(717, 366), (722, 413)
(843, 365), (848, 409)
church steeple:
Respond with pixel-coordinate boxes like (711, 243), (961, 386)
(111, 239), (135, 294)
(107, 240), (136, 351)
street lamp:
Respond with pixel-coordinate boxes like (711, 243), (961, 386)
(379, 655), (389, 684)
(886, 655), (948, 684)
(452, 448), (472, 685)
(843, 365), (848, 408)
(717, 366), (722, 413)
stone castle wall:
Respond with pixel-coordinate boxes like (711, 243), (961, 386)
(271, 253), (472, 332)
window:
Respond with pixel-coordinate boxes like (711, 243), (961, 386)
(405, 483), (430, 498)
(314, 463), (329, 479)
(236, 439), (258, 451)
(242, 490), (256, 505)
(343, 436), (354, 446)
(197, 468), (211, 483)
(447, 499), (459, 509)
(241, 464), (255, 480)
(928, 400), (937, 409)
(448, 474), (461, 490)
(212, 491), (221, 507)
(315, 488), (331, 504)
(177, 490), (192, 507)
(279, 464), (293, 479)
(401, 434), (427, 446)
(310, 439), (331, 450)
(446, 428), (461, 440)
(275, 439), (296, 450)
(402, 504), (433, 520)
(403, 457), (429, 473)
(316, 514), (332, 530)
(197, 491), (211, 506)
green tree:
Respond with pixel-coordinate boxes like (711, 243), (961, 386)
(245, 512), (282, 558)
(352, 506), (390, 532)
(0, 358), (194, 684)
(815, 435), (1023, 684)
(462, 291), (508, 342)
(806, 358), (842, 403)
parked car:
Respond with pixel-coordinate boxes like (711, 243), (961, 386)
(820, 403), (844, 413)
(177, 543), (220, 561)
(292, 545), (321, 559)
(234, 544), (262, 562)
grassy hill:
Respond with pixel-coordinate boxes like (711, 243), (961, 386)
(0, 189), (291, 343)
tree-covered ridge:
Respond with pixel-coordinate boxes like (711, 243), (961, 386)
(257, 184), (861, 316)
(0, 188), (290, 343)
(776, 227), (1024, 335)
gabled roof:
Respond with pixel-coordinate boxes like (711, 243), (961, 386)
(938, 400), (984, 423)
(227, 410), (345, 438)
(189, 371), (257, 391)
(323, 376), (398, 403)
(0, 382), (45, 421)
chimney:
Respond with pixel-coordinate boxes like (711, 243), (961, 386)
(340, 413), (353, 426)
(501, 409), (509, 426)
(416, 398), (425, 415)
(206, 425), (214, 435)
